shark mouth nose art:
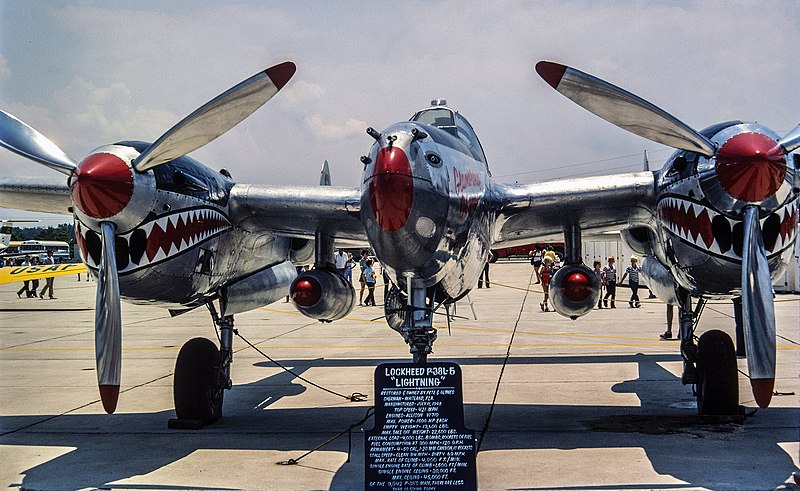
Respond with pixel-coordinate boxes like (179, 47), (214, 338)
(658, 197), (798, 259)
(76, 208), (232, 272)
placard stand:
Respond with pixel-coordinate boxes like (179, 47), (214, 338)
(365, 362), (477, 491)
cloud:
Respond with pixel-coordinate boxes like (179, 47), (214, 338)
(1, 1), (798, 190)
(305, 115), (368, 141)
(280, 79), (325, 106)
(51, 76), (177, 151)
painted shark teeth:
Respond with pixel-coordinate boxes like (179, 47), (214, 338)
(658, 197), (798, 261)
(77, 208), (232, 273)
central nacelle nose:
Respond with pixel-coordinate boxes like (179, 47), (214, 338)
(369, 146), (414, 232)
(361, 128), (451, 281)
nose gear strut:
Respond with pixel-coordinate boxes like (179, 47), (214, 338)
(400, 277), (438, 364)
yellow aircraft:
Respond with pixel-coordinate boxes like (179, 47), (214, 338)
(0, 262), (87, 284)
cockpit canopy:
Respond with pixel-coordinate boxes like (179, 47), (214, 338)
(410, 99), (488, 169)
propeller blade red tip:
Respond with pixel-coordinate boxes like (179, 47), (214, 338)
(99, 385), (120, 413)
(535, 61), (567, 89)
(751, 378), (774, 408)
(266, 61), (296, 90)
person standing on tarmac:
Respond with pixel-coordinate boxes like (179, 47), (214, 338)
(358, 250), (369, 306)
(529, 248), (542, 284)
(39, 250), (56, 299)
(593, 260), (604, 309)
(16, 255), (32, 298)
(334, 249), (348, 277)
(478, 251), (492, 288)
(539, 257), (554, 312)
(363, 259), (377, 306)
(619, 256), (641, 308)
(601, 256), (617, 308)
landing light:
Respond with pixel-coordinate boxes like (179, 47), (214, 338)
(292, 278), (321, 307)
(563, 272), (592, 302)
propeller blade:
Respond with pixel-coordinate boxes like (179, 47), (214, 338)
(741, 206), (776, 408)
(96, 221), (122, 413)
(0, 110), (77, 175)
(133, 61), (296, 172)
(535, 61), (716, 157)
(778, 124), (800, 153)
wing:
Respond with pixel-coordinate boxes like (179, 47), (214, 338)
(228, 184), (367, 242)
(0, 263), (87, 285)
(491, 171), (656, 246)
(0, 178), (72, 215)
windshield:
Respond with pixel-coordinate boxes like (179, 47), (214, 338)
(411, 107), (488, 168)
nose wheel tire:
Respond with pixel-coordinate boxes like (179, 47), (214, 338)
(174, 337), (225, 425)
(384, 285), (407, 333)
(696, 330), (739, 415)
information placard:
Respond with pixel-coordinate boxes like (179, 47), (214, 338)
(365, 362), (476, 491)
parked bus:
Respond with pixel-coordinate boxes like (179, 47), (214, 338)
(3, 240), (72, 262)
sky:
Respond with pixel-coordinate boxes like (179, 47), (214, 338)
(1, 0), (798, 225)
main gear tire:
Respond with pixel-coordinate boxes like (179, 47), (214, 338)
(173, 337), (224, 425)
(696, 329), (739, 415)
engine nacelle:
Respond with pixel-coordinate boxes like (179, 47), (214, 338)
(222, 260), (297, 316)
(289, 269), (355, 322)
(288, 237), (315, 265)
(549, 263), (601, 320)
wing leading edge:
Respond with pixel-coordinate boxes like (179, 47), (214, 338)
(0, 178), (72, 215)
(228, 184), (367, 242)
(490, 171), (656, 246)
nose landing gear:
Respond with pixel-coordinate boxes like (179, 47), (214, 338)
(391, 282), (437, 364)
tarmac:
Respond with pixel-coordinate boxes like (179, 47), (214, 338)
(0, 261), (798, 491)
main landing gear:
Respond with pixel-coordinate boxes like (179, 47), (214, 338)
(676, 291), (739, 416)
(170, 302), (233, 428)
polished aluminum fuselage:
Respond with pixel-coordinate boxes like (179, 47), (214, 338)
(360, 122), (492, 299)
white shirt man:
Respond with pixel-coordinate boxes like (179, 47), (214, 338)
(334, 250), (348, 276)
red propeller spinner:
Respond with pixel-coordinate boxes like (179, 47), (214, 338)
(715, 132), (786, 203)
(71, 152), (134, 219)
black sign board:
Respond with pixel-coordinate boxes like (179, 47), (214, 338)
(365, 362), (477, 491)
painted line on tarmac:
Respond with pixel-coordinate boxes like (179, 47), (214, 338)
(4, 341), (797, 351)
